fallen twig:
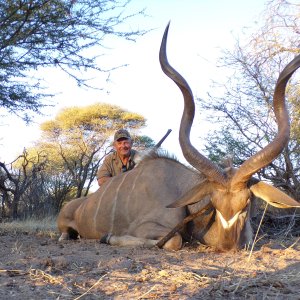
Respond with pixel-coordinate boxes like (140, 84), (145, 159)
(137, 285), (157, 299)
(73, 273), (107, 300)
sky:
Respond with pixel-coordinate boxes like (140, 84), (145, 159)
(0, 0), (268, 164)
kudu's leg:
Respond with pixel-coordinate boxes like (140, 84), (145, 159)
(103, 235), (158, 248)
(133, 222), (183, 251)
(99, 221), (183, 250)
(101, 233), (182, 251)
(57, 197), (86, 241)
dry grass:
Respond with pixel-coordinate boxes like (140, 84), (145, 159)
(0, 216), (58, 238)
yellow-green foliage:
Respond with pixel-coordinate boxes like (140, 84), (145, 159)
(40, 120), (61, 133)
(288, 85), (300, 142)
(122, 112), (145, 125)
(40, 103), (146, 133)
(12, 148), (47, 170)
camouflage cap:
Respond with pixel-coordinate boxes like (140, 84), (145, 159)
(114, 129), (131, 141)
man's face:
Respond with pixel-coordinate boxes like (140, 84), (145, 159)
(114, 138), (132, 157)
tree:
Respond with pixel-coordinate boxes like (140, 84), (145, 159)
(0, 149), (47, 219)
(132, 135), (156, 151)
(0, 0), (147, 120)
(199, 0), (300, 200)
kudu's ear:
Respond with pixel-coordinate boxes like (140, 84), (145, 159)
(167, 180), (212, 208)
(250, 181), (300, 208)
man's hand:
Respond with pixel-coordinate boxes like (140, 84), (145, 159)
(98, 176), (111, 186)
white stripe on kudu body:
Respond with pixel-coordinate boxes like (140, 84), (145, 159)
(109, 172), (130, 233)
(125, 167), (144, 223)
(93, 179), (113, 231)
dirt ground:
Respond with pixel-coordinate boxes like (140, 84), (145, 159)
(0, 230), (299, 300)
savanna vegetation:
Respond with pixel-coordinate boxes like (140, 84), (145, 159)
(0, 103), (154, 219)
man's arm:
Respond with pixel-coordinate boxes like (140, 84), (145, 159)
(97, 156), (113, 187)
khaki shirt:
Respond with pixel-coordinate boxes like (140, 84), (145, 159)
(97, 150), (138, 180)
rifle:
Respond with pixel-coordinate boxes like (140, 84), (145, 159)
(154, 129), (172, 149)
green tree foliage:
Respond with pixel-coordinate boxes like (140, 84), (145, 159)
(0, 0), (146, 120)
(199, 0), (300, 199)
(133, 135), (156, 151)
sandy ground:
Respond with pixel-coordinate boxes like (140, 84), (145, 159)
(0, 230), (299, 300)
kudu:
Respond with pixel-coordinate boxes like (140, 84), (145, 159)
(57, 23), (300, 251)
